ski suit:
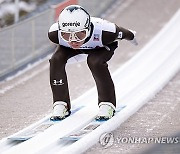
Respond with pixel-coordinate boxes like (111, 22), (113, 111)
(48, 17), (134, 110)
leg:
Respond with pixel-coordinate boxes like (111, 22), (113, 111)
(49, 45), (77, 110)
(87, 45), (117, 107)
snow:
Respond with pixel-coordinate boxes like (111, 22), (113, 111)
(59, 10), (180, 154)
(0, 1), (36, 17)
(0, 54), (51, 94)
(1, 8), (180, 154)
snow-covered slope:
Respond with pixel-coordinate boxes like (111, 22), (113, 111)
(0, 8), (180, 154)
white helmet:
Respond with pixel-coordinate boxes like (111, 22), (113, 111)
(58, 5), (91, 32)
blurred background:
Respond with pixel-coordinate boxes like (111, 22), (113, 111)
(0, 0), (180, 153)
(0, 0), (115, 81)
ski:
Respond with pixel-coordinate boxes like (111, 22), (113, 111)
(61, 120), (106, 141)
(8, 106), (84, 141)
(60, 105), (126, 141)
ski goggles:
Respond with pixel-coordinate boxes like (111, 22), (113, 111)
(60, 29), (89, 42)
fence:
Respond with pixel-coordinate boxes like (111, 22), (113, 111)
(0, 9), (54, 79)
(0, 0), (78, 81)
(0, 0), (116, 81)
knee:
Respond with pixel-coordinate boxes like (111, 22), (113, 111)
(87, 55), (106, 70)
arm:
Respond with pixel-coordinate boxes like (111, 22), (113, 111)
(102, 24), (138, 46)
(117, 25), (138, 45)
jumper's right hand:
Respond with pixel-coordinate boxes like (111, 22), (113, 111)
(129, 30), (138, 46)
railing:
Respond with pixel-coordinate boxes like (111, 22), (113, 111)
(0, 0), (78, 81)
(0, 9), (54, 80)
(0, 0), (116, 81)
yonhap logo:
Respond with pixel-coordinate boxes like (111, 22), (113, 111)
(62, 21), (80, 27)
(99, 132), (114, 148)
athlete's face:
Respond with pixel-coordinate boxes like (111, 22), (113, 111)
(68, 40), (85, 49)
(60, 29), (88, 49)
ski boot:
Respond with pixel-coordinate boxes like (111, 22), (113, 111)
(96, 102), (115, 121)
(50, 101), (71, 121)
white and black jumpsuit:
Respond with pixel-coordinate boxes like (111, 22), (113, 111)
(48, 17), (135, 111)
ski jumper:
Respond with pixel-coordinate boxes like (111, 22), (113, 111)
(48, 17), (134, 110)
